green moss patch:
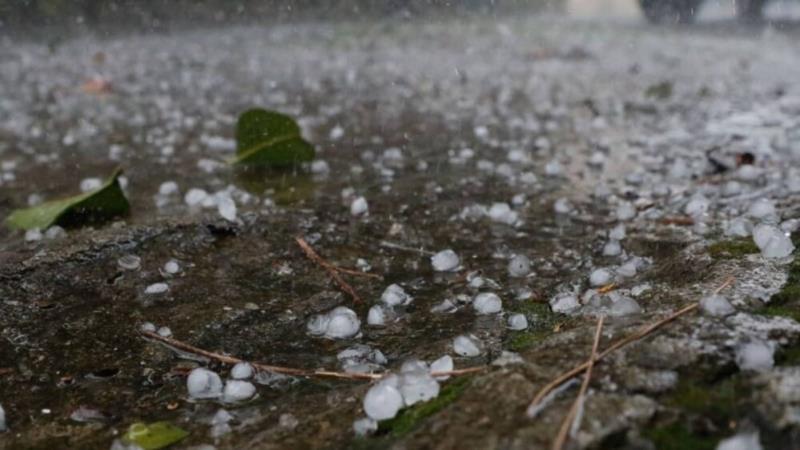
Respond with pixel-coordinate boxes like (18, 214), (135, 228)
(643, 422), (716, 450)
(504, 301), (565, 352)
(707, 238), (759, 260)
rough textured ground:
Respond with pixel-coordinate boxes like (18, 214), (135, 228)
(1, 12), (800, 450)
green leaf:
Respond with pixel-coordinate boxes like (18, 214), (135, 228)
(5, 167), (129, 231)
(122, 422), (189, 450)
(231, 108), (315, 167)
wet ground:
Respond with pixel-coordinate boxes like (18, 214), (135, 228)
(2, 10), (800, 450)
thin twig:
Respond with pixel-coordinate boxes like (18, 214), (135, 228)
(526, 276), (734, 417)
(141, 330), (484, 381)
(295, 237), (365, 304)
(379, 240), (435, 256)
(552, 316), (605, 450)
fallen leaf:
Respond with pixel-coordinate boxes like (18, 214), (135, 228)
(230, 108), (315, 167)
(5, 167), (129, 231)
(123, 421), (188, 450)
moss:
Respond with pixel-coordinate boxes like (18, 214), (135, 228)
(759, 305), (800, 322)
(504, 301), (565, 352)
(666, 375), (746, 421)
(707, 238), (759, 260)
(643, 422), (716, 450)
(377, 377), (471, 438)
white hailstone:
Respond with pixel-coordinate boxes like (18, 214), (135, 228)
(735, 340), (774, 372)
(507, 255), (531, 277)
(217, 195), (237, 221)
(157, 326), (172, 337)
(279, 413), (299, 430)
(144, 283), (169, 295)
(24, 229), (42, 242)
(603, 240), (622, 256)
(736, 165), (761, 181)
(324, 307), (361, 339)
(363, 381), (404, 421)
(184, 188), (209, 207)
(310, 160), (330, 174)
(140, 322), (156, 332)
(430, 355), (454, 380)
(488, 202), (519, 225)
(553, 197), (574, 214)
(594, 184), (612, 199)
(0, 403), (5, 431)
(685, 195), (711, 217)
(473, 293), (502, 314)
(550, 293), (580, 313)
(725, 218), (753, 238)
(747, 198), (776, 220)
(608, 296), (642, 317)
(187, 368), (223, 399)
(617, 259), (638, 278)
(163, 259), (180, 274)
(544, 160), (563, 176)
(231, 362), (254, 380)
(44, 226), (66, 239)
(431, 249), (460, 272)
(158, 181), (179, 196)
(588, 151), (606, 167)
(27, 193), (43, 206)
(716, 432), (763, 450)
(306, 314), (330, 336)
(453, 335), (481, 357)
(399, 371), (440, 406)
(616, 202), (637, 221)
(223, 380), (256, 403)
(589, 268), (613, 287)
(80, 177), (103, 193)
(699, 294), (736, 317)
(507, 313), (529, 330)
(430, 299), (457, 314)
(350, 196), (369, 216)
(722, 180), (743, 197)
(209, 408), (234, 437)
(752, 225), (795, 258)
(609, 224), (626, 241)
(353, 417), (378, 436)
(329, 125), (345, 140)
(367, 305), (386, 326)
(380, 284), (412, 306)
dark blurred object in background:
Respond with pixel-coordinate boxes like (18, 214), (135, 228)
(0, 0), (561, 35)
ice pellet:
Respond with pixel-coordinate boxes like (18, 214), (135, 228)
(380, 284), (412, 306)
(699, 294), (735, 317)
(363, 382), (403, 421)
(157, 326), (172, 337)
(616, 202), (636, 221)
(184, 188), (209, 207)
(24, 229), (42, 242)
(367, 305), (386, 326)
(735, 340), (774, 372)
(609, 224), (626, 241)
(231, 362), (254, 380)
(488, 202), (518, 225)
(507, 313), (529, 330)
(140, 322), (156, 332)
(223, 380), (256, 403)
(430, 355), (454, 380)
(608, 296), (642, 317)
(144, 282), (169, 295)
(550, 293), (580, 313)
(431, 249), (460, 272)
(753, 225), (794, 258)
(163, 259), (180, 274)
(158, 181), (179, 196)
(747, 198), (776, 220)
(473, 292), (502, 314)
(117, 254), (141, 271)
(589, 268), (613, 286)
(187, 368), (223, 399)
(453, 335), (481, 357)
(603, 240), (622, 256)
(716, 432), (763, 450)
(507, 255), (531, 277)
(217, 195), (237, 222)
(350, 196), (369, 216)
(80, 177), (103, 193)
(324, 307), (361, 339)
(399, 371), (440, 406)
(353, 417), (378, 436)
(0, 403), (6, 432)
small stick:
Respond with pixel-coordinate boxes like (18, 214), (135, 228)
(141, 330), (484, 381)
(552, 316), (605, 450)
(379, 240), (435, 256)
(296, 237), (364, 304)
(658, 216), (695, 226)
(527, 276), (734, 417)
